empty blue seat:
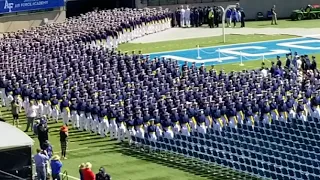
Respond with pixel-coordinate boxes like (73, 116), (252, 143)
(301, 173), (308, 180)
(233, 162), (240, 170)
(308, 174), (316, 180)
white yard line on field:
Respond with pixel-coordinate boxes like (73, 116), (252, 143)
(55, 147), (89, 154)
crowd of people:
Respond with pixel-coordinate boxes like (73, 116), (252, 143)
(0, 7), (173, 180)
(172, 3), (246, 28)
(0, 4), (318, 180)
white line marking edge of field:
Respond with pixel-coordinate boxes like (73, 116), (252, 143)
(145, 34), (319, 55)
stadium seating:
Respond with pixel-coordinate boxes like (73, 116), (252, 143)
(132, 116), (320, 180)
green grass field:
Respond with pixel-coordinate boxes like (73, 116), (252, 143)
(2, 19), (320, 180)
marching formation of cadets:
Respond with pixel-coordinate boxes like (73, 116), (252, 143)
(0, 7), (320, 143)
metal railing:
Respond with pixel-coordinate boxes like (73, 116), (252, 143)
(0, 169), (28, 180)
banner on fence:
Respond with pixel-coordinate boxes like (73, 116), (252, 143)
(0, 0), (64, 14)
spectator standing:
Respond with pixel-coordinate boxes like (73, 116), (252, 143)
(33, 120), (40, 135)
(96, 167), (111, 180)
(50, 155), (63, 180)
(83, 162), (95, 180)
(208, 8), (214, 28)
(226, 8), (232, 27)
(25, 101), (38, 132)
(38, 118), (49, 150)
(79, 163), (86, 180)
(271, 5), (277, 25)
(11, 98), (20, 127)
(43, 140), (53, 159)
(311, 56), (317, 71)
(60, 125), (69, 159)
(34, 148), (49, 180)
(240, 10), (246, 27)
(231, 8), (238, 27)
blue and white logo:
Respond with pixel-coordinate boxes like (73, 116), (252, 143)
(4, 0), (14, 12)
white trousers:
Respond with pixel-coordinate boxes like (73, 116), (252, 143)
(71, 111), (80, 128)
(279, 112), (288, 122)
(23, 97), (29, 110)
(6, 95), (13, 110)
(117, 124), (127, 142)
(99, 119), (109, 137)
(109, 120), (118, 139)
(0, 88), (6, 106)
(79, 112), (86, 131)
(163, 130), (174, 139)
(62, 109), (70, 125)
(51, 107), (60, 121)
(297, 112), (307, 122)
(173, 123), (180, 134)
(262, 114), (271, 124)
(181, 125), (190, 136)
(213, 121), (222, 131)
(149, 133), (157, 141)
(135, 127), (145, 139)
(311, 107), (320, 120)
(43, 103), (52, 118)
(197, 124), (207, 134)
(229, 117), (237, 129)
(126, 127), (136, 144)
(270, 110), (279, 121)
(91, 115), (99, 133)
(85, 113), (92, 131)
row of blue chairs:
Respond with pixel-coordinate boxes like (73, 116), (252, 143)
(176, 133), (320, 169)
(132, 135), (320, 180)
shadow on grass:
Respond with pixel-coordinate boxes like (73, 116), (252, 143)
(116, 144), (260, 180)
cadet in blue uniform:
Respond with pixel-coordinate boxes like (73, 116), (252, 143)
(51, 94), (60, 122)
(70, 98), (79, 129)
(90, 101), (100, 134)
(269, 97), (279, 121)
(212, 103), (223, 131)
(227, 103), (238, 128)
(196, 109), (207, 134)
(85, 99), (93, 132)
(0, 77), (7, 106)
(170, 108), (180, 134)
(35, 87), (44, 117)
(286, 94), (296, 121)
(134, 109), (145, 139)
(42, 88), (52, 118)
(261, 99), (272, 124)
(278, 99), (288, 122)
(310, 92), (320, 120)
(109, 104), (118, 140)
(22, 84), (30, 110)
(117, 110), (126, 142)
(296, 99), (307, 122)
(180, 108), (191, 136)
(147, 119), (157, 141)
(77, 98), (87, 131)
(99, 103), (109, 137)
(244, 103), (255, 127)
(125, 113), (136, 144)
(60, 95), (71, 125)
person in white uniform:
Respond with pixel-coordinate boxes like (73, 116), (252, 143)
(180, 5), (185, 28)
(184, 5), (191, 27)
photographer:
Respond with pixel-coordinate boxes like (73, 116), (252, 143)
(96, 167), (111, 180)
(34, 148), (49, 180)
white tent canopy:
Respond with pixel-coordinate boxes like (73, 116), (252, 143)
(0, 122), (34, 150)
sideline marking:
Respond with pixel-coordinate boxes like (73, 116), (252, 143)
(56, 147), (89, 154)
(147, 36), (307, 55)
